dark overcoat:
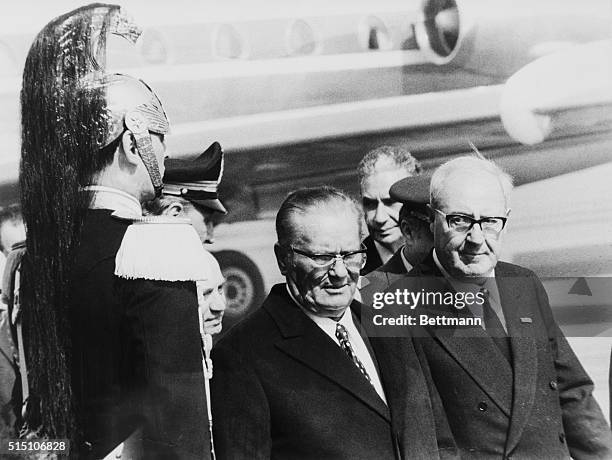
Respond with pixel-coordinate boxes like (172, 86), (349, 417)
(360, 235), (383, 276)
(211, 284), (457, 460)
(404, 253), (612, 459)
(360, 248), (408, 307)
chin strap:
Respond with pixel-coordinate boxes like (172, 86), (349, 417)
(124, 110), (163, 197)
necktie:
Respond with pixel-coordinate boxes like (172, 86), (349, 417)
(335, 323), (372, 383)
(480, 288), (512, 363)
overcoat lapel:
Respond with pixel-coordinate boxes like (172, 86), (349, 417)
(264, 286), (390, 423)
(352, 300), (411, 437)
(414, 253), (514, 416)
(496, 266), (538, 454)
(424, 300), (514, 417)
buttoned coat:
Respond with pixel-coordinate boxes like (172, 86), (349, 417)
(403, 253), (612, 459)
(211, 284), (457, 459)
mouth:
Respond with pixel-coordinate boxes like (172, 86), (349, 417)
(204, 315), (223, 325)
(323, 284), (348, 293)
(374, 225), (398, 236)
(460, 252), (487, 260)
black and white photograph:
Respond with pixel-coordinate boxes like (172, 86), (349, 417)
(0, 0), (611, 458)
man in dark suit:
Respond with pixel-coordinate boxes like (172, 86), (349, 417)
(404, 155), (612, 458)
(358, 146), (422, 275)
(360, 175), (432, 305)
(211, 186), (455, 459)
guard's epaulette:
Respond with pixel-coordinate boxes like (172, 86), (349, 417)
(113, 212), (210, 282)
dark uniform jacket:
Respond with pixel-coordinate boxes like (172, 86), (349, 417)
(360, 248), (408, 307)
(69, 209), (210, 459)
(360, 235), (383, 276)
(211, 284), (457, 460)
(404, 252), (612, 459)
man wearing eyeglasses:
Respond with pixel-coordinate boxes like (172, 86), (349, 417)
(210, 186), (455, 459)
(406, 155), (612, 459)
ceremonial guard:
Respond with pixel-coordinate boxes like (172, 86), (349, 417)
(15, 4), (212, 458)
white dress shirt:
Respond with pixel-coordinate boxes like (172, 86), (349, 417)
(286, 286), (387, 404)
(399, 246), (414, 273)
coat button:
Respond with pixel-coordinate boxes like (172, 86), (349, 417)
(478, 402), (488, 411)
(559, 433), (566, 443)
(549, 380), (558, 390)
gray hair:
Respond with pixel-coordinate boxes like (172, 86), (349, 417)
(276, 186), (364, 247)
(430, 156), (514, 209)
(357, 145), (421, 189)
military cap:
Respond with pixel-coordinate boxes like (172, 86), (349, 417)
(163, 141), (227, 214)
(389, 174), (430, 220)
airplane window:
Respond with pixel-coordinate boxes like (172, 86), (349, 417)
(416, 0), (460, 61)
(359, 16), (392, 51)
(286, 19), (317, 56)
(214, 24), (245, 59)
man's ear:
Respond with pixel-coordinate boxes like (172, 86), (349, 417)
(163, 201), (184, 217)
(400, 218), (413, 242)
(120, 130), (140, 166)
(274, 243), (288, 275)
(427, 204), (435, 234)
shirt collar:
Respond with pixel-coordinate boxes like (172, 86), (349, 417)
(399, 246), (414, 273)
(84, 185), (142, 217)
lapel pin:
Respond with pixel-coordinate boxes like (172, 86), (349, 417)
(520, 317), (532, 323)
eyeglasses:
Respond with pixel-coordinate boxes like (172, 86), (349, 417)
(289, 245), (367, 271)
(433, 208), (508, 235)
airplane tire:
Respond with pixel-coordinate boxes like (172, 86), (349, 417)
(213, 250), (266, 323)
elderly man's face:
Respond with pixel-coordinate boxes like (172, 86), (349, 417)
(197, 262), (227, 336)
(279, 207), (363, 318)
(361, 169), (408, 248)
(432, 171), (507, 280)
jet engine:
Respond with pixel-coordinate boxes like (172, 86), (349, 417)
(414, 0), (610, 77)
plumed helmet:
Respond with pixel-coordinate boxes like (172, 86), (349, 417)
(21, 3), (169, 198)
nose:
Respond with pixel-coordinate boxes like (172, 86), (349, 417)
(210, 290), (227, 313)
(329, 256), (349, 278)
(466, 222), (485, 244)
(373, 201), (388, 224)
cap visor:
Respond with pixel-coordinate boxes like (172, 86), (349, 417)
(192, 198), (227, 214)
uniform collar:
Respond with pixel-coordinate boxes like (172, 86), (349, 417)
(399, 245), (414, 273)
(84, 185), (142, 217)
